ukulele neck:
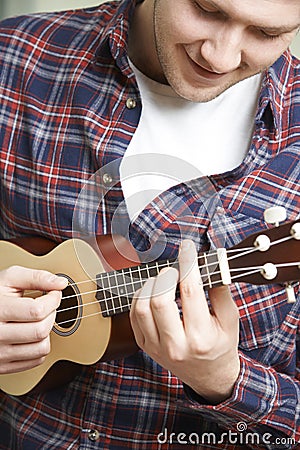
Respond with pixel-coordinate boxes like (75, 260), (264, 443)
(96, 248), (228, 318)
(96, 219), (300, 317)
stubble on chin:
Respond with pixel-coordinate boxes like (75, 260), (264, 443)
(162, 64), (264, 103)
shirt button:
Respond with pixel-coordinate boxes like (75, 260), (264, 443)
(88, 429), (100, 441)
(102, 173), (113, 185)
(216, 206), (225, 215)
(126, 98), (137, 109)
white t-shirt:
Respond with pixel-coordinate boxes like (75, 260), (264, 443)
(120, 64), (262, 221)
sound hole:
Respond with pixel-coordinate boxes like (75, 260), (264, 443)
(53, 275), (82, 335)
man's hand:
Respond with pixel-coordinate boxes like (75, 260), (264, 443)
(130, 240), (240, 403)
(0, 266), (68, 374)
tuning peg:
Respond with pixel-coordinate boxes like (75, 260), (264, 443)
(290, 223), (300, 240)
(264, 206), (287, 227)
(261, 263), (277, 280)
(254, 234), (271, 252)
(285, 283), (296, 304)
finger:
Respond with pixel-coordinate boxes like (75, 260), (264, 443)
(0, 333), (52, 373)
(0, 356), (48, 375)
(150, 267), (184, 341)
(0, 335), (51, 362)
(0, 266), (68, 292)
(208, 286), (239, 332)
(178, 240), (211, 329)
(130, 278), (159, 348)
(0, 290), (62, 322)
(0, 309), (56, 344)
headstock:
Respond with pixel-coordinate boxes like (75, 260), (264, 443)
(227, 208), (299, 302)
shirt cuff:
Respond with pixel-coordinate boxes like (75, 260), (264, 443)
(182, 351), (280, 427)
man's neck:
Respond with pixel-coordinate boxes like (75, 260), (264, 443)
(128, 0), (166, 84)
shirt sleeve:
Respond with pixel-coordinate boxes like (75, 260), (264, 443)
(183, 351), (300, 449)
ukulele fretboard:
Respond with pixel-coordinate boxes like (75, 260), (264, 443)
(96, 250), (225, 318)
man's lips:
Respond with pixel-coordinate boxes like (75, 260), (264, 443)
(185, 52), (228, 81)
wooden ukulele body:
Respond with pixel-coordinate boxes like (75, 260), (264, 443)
(0, 235), (138, 396)
(0, 219), (299, 395)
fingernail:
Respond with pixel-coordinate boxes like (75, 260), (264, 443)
(49, 274), (68, 285)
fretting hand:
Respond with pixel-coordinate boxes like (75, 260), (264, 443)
(130, 240), (240, 403)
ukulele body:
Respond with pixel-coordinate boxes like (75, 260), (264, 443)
(0, 219), (299, 395)
(0, 235), (138, 396)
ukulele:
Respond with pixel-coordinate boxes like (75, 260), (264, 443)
(0, 218), (299, 396)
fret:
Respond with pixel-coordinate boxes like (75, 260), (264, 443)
(208, 251), (222, 287)
(112, 270), (122, 315)
(202, 252), (212, 288)
(130, 265), (144, 293)
(137, 265), (143, 286)
(145, 263), (151, 279)
(107, 271), (116, 315)
(139, 265), (153, 283)
(156, 261), (160, 276)
(148, 263), (160, 277)
(96, 248), (225, 318)
(96, 271), (126, 317)
(114, 269), (133, 313)
(121, 268), (128, 299)
(127, 266), (135, 296)
(120, 268), (134, 310)
(96, 273), (114, 317)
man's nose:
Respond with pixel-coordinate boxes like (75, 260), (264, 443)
(200, 24), (244, 74)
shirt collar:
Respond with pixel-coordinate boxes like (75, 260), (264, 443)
(95, 0), (142, 78)
(257, 49), (295, 135)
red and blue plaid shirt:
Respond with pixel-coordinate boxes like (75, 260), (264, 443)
(0, 1), (299, 448)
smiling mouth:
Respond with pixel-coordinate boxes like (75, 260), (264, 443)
(185, 52), (229, 81)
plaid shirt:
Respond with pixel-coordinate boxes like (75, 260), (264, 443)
(0, 1), (299, 449)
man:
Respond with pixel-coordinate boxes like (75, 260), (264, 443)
(0, 0), (299, 448)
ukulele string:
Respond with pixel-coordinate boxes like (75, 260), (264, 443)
(226, 234), (294, 260)
(57, 249), (256, 307)
(26, 245), (254, 298)
(54, 231), (299, 306)
(55, 262), (300, 324)
(31, 232), (296, 298)
(56, 263), (300, 326)
(28, 233), (299, 311)
(56, 269), (263, 326)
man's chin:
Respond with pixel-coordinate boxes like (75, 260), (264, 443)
(170, 73), (257, 103)
(171, 82), (235, 103)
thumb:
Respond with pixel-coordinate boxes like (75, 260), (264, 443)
(0, 266), (68, 292)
